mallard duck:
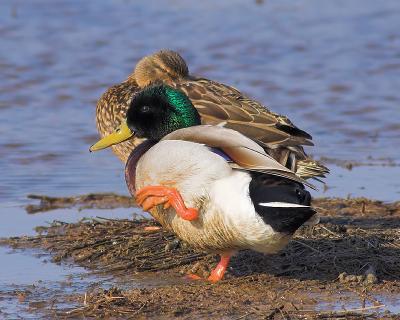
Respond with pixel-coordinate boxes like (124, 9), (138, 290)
(96, 50), (328, 180)
(91, 84), (318, 282)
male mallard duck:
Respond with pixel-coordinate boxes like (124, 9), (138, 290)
(91, 84), (317, 282)
(96, 50), (328, 180)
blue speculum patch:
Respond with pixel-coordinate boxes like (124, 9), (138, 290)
(209, 147), (233, 162)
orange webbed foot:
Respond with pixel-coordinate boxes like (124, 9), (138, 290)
(186, 254), (232, 283)
(135, 185), (199, 221)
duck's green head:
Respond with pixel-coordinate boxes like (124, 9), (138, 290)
(127, 84), (200, 140)
(90, 84), (200, 151)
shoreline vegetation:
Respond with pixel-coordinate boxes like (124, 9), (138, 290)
(1, 195), (400, 318)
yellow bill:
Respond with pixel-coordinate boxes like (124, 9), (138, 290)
(89, 121), (134, 152)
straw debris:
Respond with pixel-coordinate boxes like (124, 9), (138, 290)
(1, 197), (400, 318)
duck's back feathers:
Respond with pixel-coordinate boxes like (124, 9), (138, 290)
(163, 125), (315, 189)
(174, 79), (329, 180)
(175, 79), (314, 148)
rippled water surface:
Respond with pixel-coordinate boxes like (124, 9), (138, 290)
(0, 0), (400, 316)
(0, 0), (400, 204)
(1, 0), (400, 206)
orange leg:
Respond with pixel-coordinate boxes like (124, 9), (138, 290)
(188, 253), (232, 283)
(135, 186), (198, 221)
(208, 253), (232, 282)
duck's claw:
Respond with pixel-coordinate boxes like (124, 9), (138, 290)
(135, 185), (199, 221)
(186, 273), (203, 280)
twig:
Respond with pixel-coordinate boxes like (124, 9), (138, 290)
(266, 305), (284, 319)
(320, 226), (339, 236)
(132, 302), (147, 315)
(292, 240), (321, 254)
(63, 306), (88, 315)
(234, 312), (251, 320)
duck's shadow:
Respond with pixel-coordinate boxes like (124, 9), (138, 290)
(228, 216), (400, 282)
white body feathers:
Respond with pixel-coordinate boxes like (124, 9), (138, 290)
(135, 140), (292, 254)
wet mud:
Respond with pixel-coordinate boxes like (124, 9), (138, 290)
(25, 193), (135, 214)
(1, 197), (400, 318)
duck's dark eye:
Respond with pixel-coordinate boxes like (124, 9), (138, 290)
(141, 105), (150, 113)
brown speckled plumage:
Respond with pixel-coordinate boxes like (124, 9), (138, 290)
(96, 50), (328, 179)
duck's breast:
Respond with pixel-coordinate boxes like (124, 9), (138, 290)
(135, 140), (231, 207)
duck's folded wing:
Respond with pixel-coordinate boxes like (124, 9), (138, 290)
(162, 125), (315, 189)
(176, 79), (313, 148)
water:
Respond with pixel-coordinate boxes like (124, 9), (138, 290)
(1, 0), (400, 206)
(0, 0), (399, 317)
(315, 292), (400, 315)
(0, 206), (135, 318)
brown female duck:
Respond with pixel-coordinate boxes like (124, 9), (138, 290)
(96, 50), (328, 180)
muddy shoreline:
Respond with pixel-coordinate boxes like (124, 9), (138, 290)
(2, 196), (400, 319)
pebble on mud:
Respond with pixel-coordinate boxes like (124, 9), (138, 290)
(338, 271), (378, 285)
